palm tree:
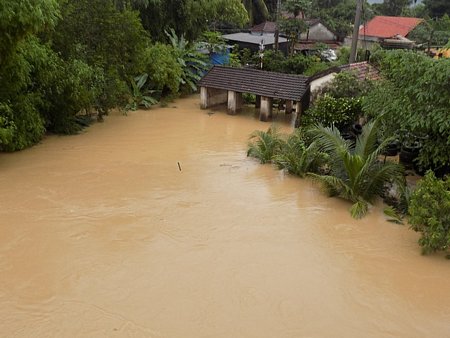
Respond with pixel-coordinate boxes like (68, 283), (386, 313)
(247, 126), (283, 164)
(307, 119), (405, 219)
(273, 128), (327, 177)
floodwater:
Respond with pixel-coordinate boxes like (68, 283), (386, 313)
(0, 96), (449, 337)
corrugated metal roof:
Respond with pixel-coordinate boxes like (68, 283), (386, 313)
(199, 66), (309, 101)
(222, 33), (287, 45)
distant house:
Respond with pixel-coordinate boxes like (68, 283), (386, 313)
(221, 32), (288, 54)
(295, 19), (340, 54)
(356, 16), (424, 49)
(300, 19), (337, 42)
(248, 19), (339, 54)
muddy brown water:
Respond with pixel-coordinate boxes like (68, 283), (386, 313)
(1, 96), (449, 337)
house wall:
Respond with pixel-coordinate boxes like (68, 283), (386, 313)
(310, 73), (337, 94)
(344, 36), (380, 49)
(301, 23), (336, 41)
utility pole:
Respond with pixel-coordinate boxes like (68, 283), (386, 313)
(274, 0), (281, 51)
(349, 0), (363, 64)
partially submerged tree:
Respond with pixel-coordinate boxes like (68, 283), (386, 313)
(308, 120), (405, 219)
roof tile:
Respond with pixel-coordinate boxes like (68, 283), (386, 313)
(359, 16), (423, 39)
(199, 66), (309, 101)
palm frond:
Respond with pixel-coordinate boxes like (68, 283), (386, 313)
(247, 126), (283, 164)
(350, 200), (369, 219)
(308, 124), (351, 177)
(354, 120), (378, 159)
(383, 206), (404, 224)
(308, 173), (355, 201)
(361, 161), (404, 202)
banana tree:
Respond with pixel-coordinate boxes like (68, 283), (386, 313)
(165, 28), (208, 92)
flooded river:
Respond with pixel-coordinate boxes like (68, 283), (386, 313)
(1, 96), (449, 337)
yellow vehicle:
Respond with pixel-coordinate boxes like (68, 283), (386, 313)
(434, 47), (450, 59)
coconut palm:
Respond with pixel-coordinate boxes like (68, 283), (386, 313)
(273, 128), (328, 177)
(247, 126), (283, 164)
(308, 119), (405, 219)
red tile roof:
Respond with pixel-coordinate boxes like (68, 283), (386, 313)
(359, 16), (423, 39)
(340, 62), (381, 81)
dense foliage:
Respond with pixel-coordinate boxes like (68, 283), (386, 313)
(139, 0), (248, 41)
(302, 95), (362, 130)
(0, 0), (59, 150)
(409, 171), (450, 255)
(0, 0), (215, 151)
(303, 72), (369, 130)
(423, 0), (450, 18)
(364, 50), (450, 171)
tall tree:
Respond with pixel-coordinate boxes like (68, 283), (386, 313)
(139, 0), (247, 41)
(0, 0), (59, 63)
(423, 0), (450, 18)
(242, 0), (270, 25)
(279, 0), (311, 55)
(378, 0), (412, 16)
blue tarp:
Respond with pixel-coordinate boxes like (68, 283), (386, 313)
(210, 51), (230, 65)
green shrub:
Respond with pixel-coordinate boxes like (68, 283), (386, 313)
(262, 51), (315, 75)
(242, 93), (256, 104)
(304, 62), (330, 76)
(143, 43), (182, 96)
(0, 103), (17, 147)
(409, 171), (450, 256)
(314, 72), (372, 100)
(1, 94), (46, 151)
(302, 94), (362, 130)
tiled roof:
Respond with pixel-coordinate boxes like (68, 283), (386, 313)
(249, 21), (277, 34)
(309, 61), (380, 83)
(359, 16), (423, 38)
(339, 61), (381, 81)
(199, 66), (309, 101)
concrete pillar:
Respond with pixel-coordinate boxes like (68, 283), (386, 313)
(295, 101), (302, 115)
(285, 100), (293, 114)
(255, 95), (261, 108)
(260, 96), (273, 122)
(200, 87), (208, 109)
(294, 101), (303, 128)
(200, 87), (228, 109)
(227, 91), (242, 115)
